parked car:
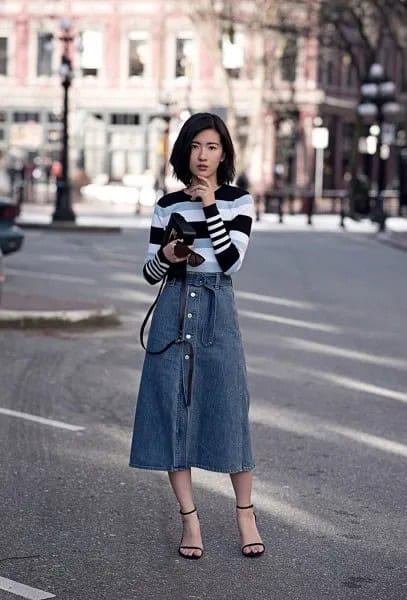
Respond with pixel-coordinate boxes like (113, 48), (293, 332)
(0, 197), (24, 255)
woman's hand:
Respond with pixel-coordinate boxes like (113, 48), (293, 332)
(162, 239), (193, 263)
(187, 176), (216, 207)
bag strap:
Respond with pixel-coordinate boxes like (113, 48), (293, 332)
(139, 275), (185, 355)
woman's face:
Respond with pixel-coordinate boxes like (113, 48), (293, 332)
(189, 128), (225, 184)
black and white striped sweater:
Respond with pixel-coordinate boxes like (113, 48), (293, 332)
(143, 184), (254, 285)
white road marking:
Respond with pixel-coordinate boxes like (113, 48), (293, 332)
(303, 369), (407, 404)
(0, 407), (84, 431)
(6, 267), (95, 285)
(239, 308), (342, 333)
(236, 290), (316, 310)
(0, 577), (55, 599)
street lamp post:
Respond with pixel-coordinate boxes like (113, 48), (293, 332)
(357, 63), (400, 232)
(311, 117), (329, 226)
(150, 99), (173, 196)
(53, 18), (76, 223)
(161, 101), (171, 195)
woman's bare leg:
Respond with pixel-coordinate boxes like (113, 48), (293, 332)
(168, 469), (203, 557)
(230, 470), (264, 555)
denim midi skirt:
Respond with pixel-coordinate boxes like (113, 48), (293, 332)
(129, 271), (255, 473)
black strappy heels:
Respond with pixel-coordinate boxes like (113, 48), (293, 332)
(178, 506), (204, 560)
(236, 504), (265, 558)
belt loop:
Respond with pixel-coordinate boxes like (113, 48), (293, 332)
(215, 272), (220, 290)
(201, 284), (217, 346)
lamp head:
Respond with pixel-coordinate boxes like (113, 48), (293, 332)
(60, 18), (72, 32)
(369, 63), (384, 80)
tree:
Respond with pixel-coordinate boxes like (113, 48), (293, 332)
(182, 0), (312, 177)
(181, 1), (407, 186)
(316, 1), (407, 198)
(318, 0), (407, 79)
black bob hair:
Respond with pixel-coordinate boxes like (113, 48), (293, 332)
(169, 112), (235, 186)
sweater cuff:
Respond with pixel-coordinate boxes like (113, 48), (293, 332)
(157, 246), (171, 265)
(202, 203), (219, 219)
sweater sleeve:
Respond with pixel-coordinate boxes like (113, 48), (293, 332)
(142, 203), (171, 285)
(203, 193), (254, 274)
(143, 247), (171, 285)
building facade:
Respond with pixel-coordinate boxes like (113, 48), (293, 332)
(0, 0), (406, 195)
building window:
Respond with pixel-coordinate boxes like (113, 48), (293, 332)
(0, 111), (6, 122)
(0, 37), (8, 76)
(47, 129), (61, 143)
(47, 112), (61, 123)
(222, 31), (244, 79)
(318, 53), (337, 87)
(80, 31), (102, 77)
(326, 59), (335, 86)
(400, 49), (407, 92)
(175, 36), (194, 78)
(13, 112), (40, 123)
(110, 113), (140, 126)
(37, 33), (53, 76)
(129, 33), (147, 77)
(341, 53), (355, 88)
(280, 36), (297, 83)
(318, 58), (324, 85)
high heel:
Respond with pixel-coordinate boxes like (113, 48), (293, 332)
(178, 507), (204, 560)
(236, 504), (265, 558)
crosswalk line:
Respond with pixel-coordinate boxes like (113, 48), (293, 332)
(0, 577), (55, 599)
(0, 407), (84, 431)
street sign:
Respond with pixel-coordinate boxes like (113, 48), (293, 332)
(381, 122), (395, 145)
(312, 126), (329, 149)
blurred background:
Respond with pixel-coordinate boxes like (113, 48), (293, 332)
(0, 0), (406, 221)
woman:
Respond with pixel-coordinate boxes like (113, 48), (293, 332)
(130, 113), (264, 559)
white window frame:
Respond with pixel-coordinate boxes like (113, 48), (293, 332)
(222, 31), (245, 73)
(28, 21), (59, 83)
(36, 31), (55, 78)
(127, 31), (150, 79)
(79, 29), (104, 79)
(173, 31), (197, 79)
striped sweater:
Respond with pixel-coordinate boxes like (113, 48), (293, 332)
(143, 184), (254, 284)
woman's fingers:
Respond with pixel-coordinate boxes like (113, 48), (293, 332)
(163, 239), (190, 263)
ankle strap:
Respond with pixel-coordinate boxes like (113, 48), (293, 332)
(236, 504), (254, 510)
(180, 506), (197, 516)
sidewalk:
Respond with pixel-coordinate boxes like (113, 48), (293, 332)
(16, 199), (407, 249)
(0, 289), (120, 329)
(0, 212), (120, 329)
(15, 199), (153, 231)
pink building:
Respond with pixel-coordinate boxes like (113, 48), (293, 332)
(0, 1), (405, 194)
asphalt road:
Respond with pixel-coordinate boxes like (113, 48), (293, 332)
(0, 227), (406, 600)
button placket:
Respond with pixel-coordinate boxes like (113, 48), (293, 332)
(181, 285), (201, 406)
(183, 286), (198, 352)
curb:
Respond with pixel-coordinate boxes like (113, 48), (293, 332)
(374, 232), (407, 253)
(0, 306), (121, 329)
(16, 221), (122, 233)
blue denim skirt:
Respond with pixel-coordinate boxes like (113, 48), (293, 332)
(129, 271), (255, 473)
